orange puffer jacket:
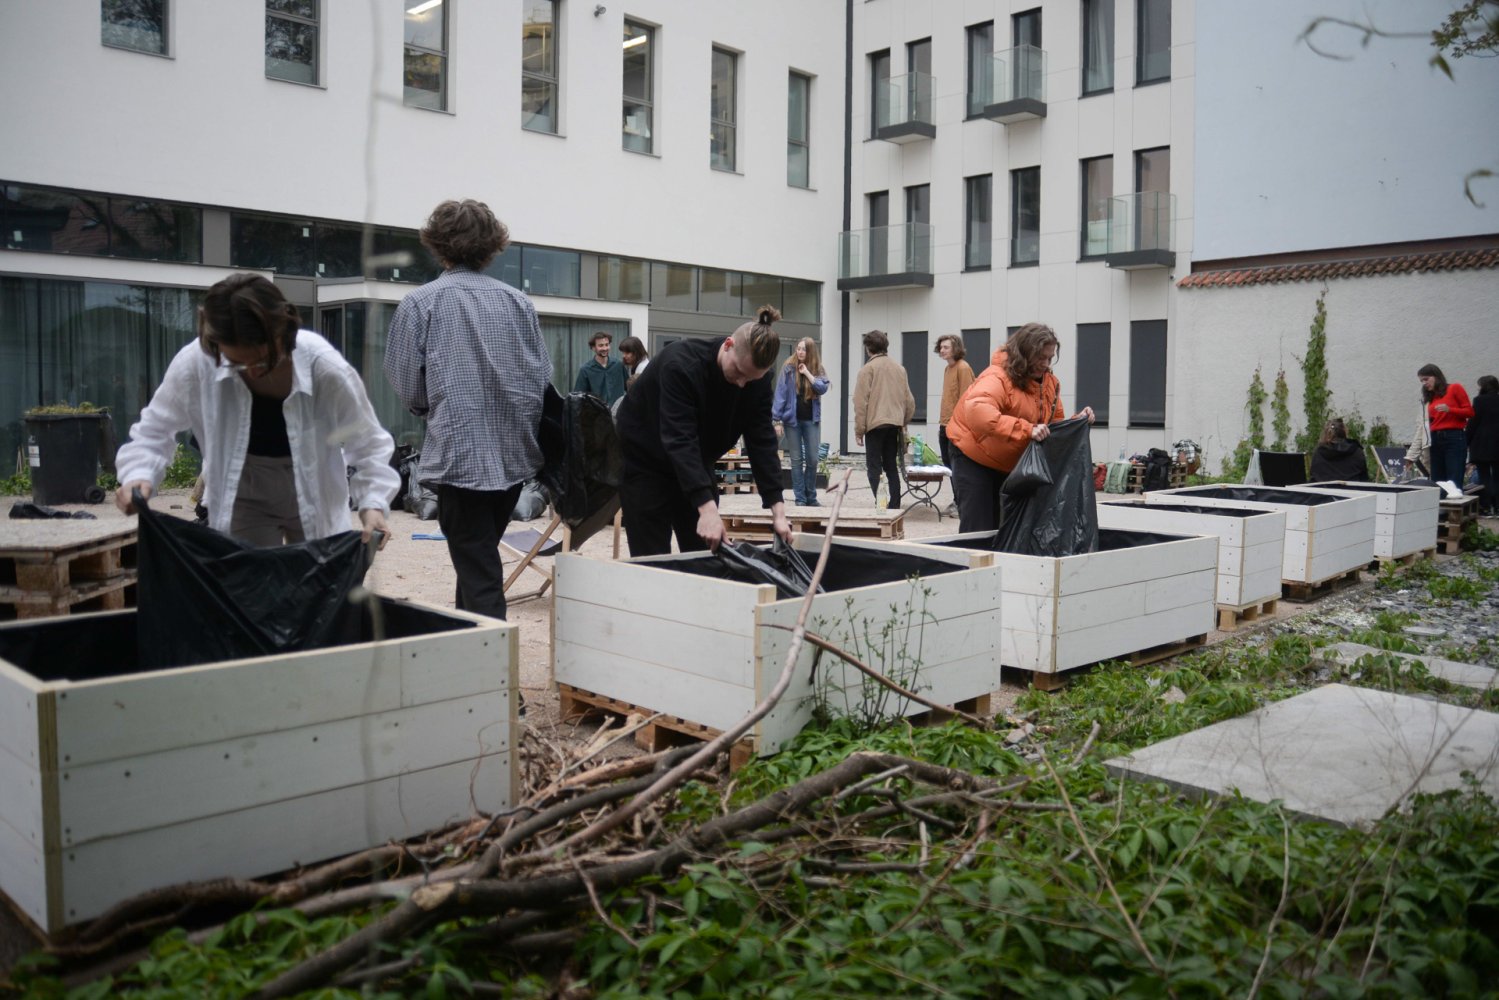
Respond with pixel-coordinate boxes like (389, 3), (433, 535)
(946, 348), (1064, 472)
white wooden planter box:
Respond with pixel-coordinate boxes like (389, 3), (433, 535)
(1146, 486), (1376, 584)
(903, 529), (1217, 676)
(552, 535), (1002, 756)
(1097, 501), (1286, 609)
(0, 599), (517, 934)
(1298, 482), (1441, 559)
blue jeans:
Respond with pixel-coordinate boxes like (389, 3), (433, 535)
(786, 420), (822, 504)
(1429, 428), (1467, 487)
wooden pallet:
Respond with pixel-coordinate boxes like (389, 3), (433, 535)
(722, 509), (906, 541)
(1282, 566), (1362, 603)
(0, 524), (139, 621)
(558, 683), (757, 770)
(1027, 634), (1209, 691)
(1216, 597), (1279, 632)
(1372, 547), (1436, 571)
(1125, 464), (1188, 494)
(907, 693), (992, 726)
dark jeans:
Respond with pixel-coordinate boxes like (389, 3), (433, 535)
(864, 425), (902, 507)
(950, 448), (1007, 533)
(620, 467), (708, 557)
(938, 424), (959, 505)
(437, 482), (524, 620)
(1476, 460), (1498, 513)
(1430, 429), (1467, 487)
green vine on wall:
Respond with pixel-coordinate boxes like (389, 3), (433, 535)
(1271, 370), (1292, 451)
(1225, 366), (1269, 479)
(1295, 290), (1331, 452)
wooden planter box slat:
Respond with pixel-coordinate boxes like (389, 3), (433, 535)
(903, 530), (1218, 676)
(1298, 482), (1440, 559)
(0, 599), (517, 934)
(1097, 500), (1286, 609)
(1146, 486), (1375, 584)
(553, 535), (1002, 752)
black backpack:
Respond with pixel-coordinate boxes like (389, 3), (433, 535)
(1141, 448), (1174, 492)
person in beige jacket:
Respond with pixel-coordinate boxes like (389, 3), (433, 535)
(853, 329), (917, 509)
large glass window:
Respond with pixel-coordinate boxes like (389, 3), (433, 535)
(650, 263), (696, 310)
(370, 228), (439, 283)
(598, 256), (647, 302)
(965, 21), (993, 117)
(787, 71), (811, 188)
(1137, 0), (1171, 84)
(1, 184), (199, 262)
(102, 0), (167, 55)
(905, 184), (930, 273)
(315, 222), (363, 278)
(1075, 322), (1110, 424)
(1080, 156), (1112, 258)
(230, 213), (313, 276)
(710, 47), (738, 172)
(740, 274), (782, 314)
(521, 247), (581, 296)
(964, 174), (991, 270)
(1136, 146), (1170, 194)
(1129, 319), (1167, 427)
(1082, 0), (1114, 95)
(266, 0), (318, 84)
(403, 0), (448, 111)
(962, 328), (991, 368)
(698, 270), (741, 315)
(783, 280), (819, 323)
(868, 49), (890, 135)
(1010, 167), (1040, 266)
(622, 21), (654, 153)
(867, 190), (889, 276)
(902, 332), (928, 423)
(522, 0), (559, 133)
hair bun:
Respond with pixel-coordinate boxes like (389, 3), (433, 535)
(756, 304), (781, 327)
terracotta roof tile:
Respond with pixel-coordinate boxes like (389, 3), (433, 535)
(1178, 247), (1499, 289)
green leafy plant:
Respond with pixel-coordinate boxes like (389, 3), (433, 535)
(1462, 521), (1499, 552)
(1294, 291), (1331, 453)
(1271, 369), (1292, 451)
(161, 443), (203, 490)
(1225, 366), (1268, 479)
(24, 401), (107, 416)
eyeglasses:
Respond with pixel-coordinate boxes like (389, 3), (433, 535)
(218, 356), (283, 375)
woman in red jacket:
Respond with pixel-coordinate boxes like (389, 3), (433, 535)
(1418, 363), (1474, 487)
(946, 323), (1093, 532)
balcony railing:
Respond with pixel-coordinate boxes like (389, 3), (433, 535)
(837, 223), (934, 291)
(1105, 191), (1176, 270)
(983, 46), (1047, 122)
(873, 71), (936, 143)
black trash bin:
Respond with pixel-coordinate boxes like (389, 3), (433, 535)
(24, 410), (116, 505)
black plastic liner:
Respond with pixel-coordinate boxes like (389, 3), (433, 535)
(1304, 481), (1427, 494)
(714, 538), (823, 600)
(1123, 502), (1270, 518)
(0, 597), (475, 684)
(994, 415), (1098, 557)
(1165, 486), (1339, 507)
(926, 527), (1195, 554)
(537, 387), (622, 545)
(653, 541), (963, 596)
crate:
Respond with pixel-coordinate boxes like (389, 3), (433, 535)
(1125, 463), (1188, 494)
(1437, 495), (1479, 553)
(1299, 482), (1440, 560)
(0, 598), (517, 934)
(717, 493), (906, 540)
(0, 523), (139, 622)
(552, 535), (1002, 757)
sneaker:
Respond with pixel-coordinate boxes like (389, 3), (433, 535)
(806, 498), (821, 507)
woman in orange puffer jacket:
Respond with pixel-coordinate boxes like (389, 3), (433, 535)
(946, 323), (1094, 532)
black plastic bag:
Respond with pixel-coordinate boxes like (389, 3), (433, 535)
(133, 490), (374, 670)
(1140, 448), (1174, 492)
(993, 415), (1098, 557)
(1001, 439), (1054, 496)
(713, 537), (825, 600)
(512, 479), (548, 521)
(9, 501), (95, 520)
(537, 387), (622, 542)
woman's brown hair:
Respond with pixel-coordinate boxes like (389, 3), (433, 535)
(862, 329), (888, 355)
(785, 337), (825, 401)
(1002, 323), (1059, 386)
(420, 199), (510, 272)
(1417, 363), (1448, 403)
(1317, 417), (1348, 447)
(933, 333), (966, 361)
(732, 305), (782, 369)
(197, 273), (299, 369)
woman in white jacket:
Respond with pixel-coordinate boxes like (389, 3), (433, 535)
(114, 274), (398, 547)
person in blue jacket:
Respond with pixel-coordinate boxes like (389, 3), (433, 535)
(772, 337), (831, 506)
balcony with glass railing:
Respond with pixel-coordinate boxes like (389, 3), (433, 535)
(1105, 191), (1177, 270)
(983, 46), (1047, 123)
(836, 223), (934, 291)
(874, 72), (936, 143)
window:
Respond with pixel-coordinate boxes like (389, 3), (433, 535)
(266, 1), (318, 84)
(622, 20), (654, 153)
(965, 22), (993, 117)
(902, 332), (929, 423)
(905, 184), (930, 273)
(962, 328), (992, 368)
(1137, 0), (1170, 84)
(1076, 322), (1110, 424)
(783, 279), (820, 323)
(522, 0), (559, 133)
(1080, 156), (1112, 258)
(699, 269), (741, 314)
(102, 0), (167, 54)
(741, 274), (782, 313)
(710, 47), (738, 172)
(1129, 319), (1167, 426)
(650, 263), (696, 310)
(964, 174), (991, 270)
(598, 256), (647, 301)
(1136, 146), (1169, 193)
(231, 212), (315, 275)
(788, 71), (811, 188)
(867, 191), (889, 276)
(907, 38), (932, 124)
(1010, 167), (1040, 266)
(403, 0), (448, 111)
(869, 49), (890, 134)
(1081, 0), (1114, 95)
(1012, 9), (1042, 101)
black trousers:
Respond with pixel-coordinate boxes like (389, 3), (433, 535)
(1477, 459), (1498, 513)
(938, 424), (959, 504)
(864, 425), (902, 507)
(437, 482), (524, 620)
(950, 448), (1007, 534)
(619, 467), (709, 557)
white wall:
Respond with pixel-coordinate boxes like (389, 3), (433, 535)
(1194, 0), (1499, 260)
(1174, 270), (1499, 473)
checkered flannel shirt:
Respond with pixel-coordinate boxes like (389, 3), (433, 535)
(385, 268), (553, 491)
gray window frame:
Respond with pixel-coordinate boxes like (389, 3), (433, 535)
(1136, 0), (1171, 85)
(266, 1), (320, 85)
(787, 71), (811, 188)
(102, 0), (169, 55)
(1076, 322), (1111, 425)
(964, 21), (993, 118)
(710, 46), (738, 172)
(1080, 155), (1112, 259)
(403, 0), (449, 111)
(964, 174), (992, 271)
(902, 331), (929, 423)
(1128, 319), (1167, 427)
(522, 0), (561, 134)
(1010, 166), (1040, 267)
(622, 20), (655, 154)
(1081, 0), (1114, 96)
(962, 328), (991, 368)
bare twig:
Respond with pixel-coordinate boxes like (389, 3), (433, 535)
(1247, 806), (1293, 999)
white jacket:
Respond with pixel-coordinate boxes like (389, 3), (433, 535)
(116, 331), (400, 540)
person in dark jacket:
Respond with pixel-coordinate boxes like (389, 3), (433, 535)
(614, 306), (792, 555)
(1309, 418), (1369, 482)
(573, 331), (627, 407)
(1468, 374), (1499, 515)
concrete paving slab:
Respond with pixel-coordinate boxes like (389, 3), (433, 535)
(1105, 684), (1499, 827)
(1319, 643), (1498, 691)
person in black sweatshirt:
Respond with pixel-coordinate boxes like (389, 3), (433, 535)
(615, 305), (792, 555)
(1309, 418), (1369, 482)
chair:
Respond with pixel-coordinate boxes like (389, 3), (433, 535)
(1257, 451), (1308, 487)
(900, 440), (951, 519)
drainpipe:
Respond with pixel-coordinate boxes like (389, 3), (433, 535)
(839, 0), (854, 455)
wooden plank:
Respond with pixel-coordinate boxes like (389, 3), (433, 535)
(0, 808), (46, 934)
(1051, 601), (1215, 673)
(553, 641), (756, 733)
(0, 522), (138, 555)
(793, 532), (994, 570)
(56, 753), (511, 929)
(1055, 535), (1217, 596)
(554, 598), (757, 689)
(58, 690), (512, 846)
(0, 746), (44, 856)
(397, 613), (515, 705)
(0, 660), (44, 766)
(554, 552), (761, 638)
(1097, 503), (1251, 548)
(1306, 536), (1376, 582)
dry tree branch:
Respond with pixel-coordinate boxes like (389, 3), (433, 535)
(1247, 806), (1293, 1000)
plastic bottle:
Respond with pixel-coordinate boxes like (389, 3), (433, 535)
(876, 478), (888, 510)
